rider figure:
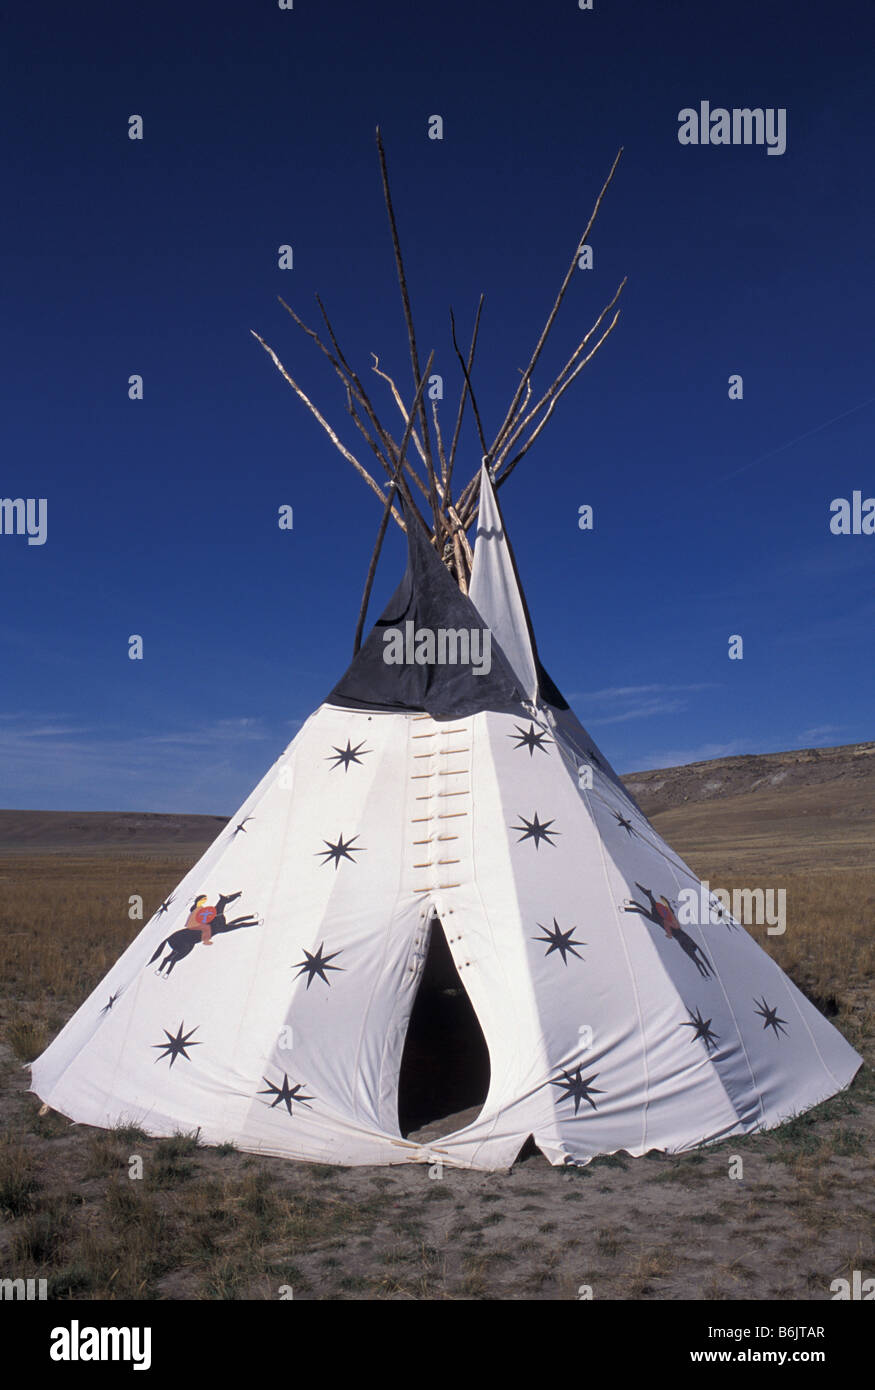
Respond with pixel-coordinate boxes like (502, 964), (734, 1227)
(655, 894), (681, 939)
(184, 894), (216, 945)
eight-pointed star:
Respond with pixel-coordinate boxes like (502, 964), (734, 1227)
(294, 942), (344, 988)
(754, 997), (788, 1037)
(509, 723), (551, 757)
(316, 833), (365, 870)
(681, 1006), (719, 1051)
(551, 1066), (603, 1114)
(152, 1021), (201, 1068)
(327, 739), (371, 772)
(259, 1073), (313, 1116)
(511, 812), (559, 850)
(533, 918), (585, 964)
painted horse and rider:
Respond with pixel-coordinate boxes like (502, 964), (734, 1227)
(624, 883), (713, 978)
(149, 891), (261, 977)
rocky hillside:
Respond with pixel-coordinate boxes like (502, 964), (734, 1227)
(623, 742), (875, 818)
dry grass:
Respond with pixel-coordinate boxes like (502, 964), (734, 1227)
(0, 1131), (41, 1216)
(0, 856), (191, 1054)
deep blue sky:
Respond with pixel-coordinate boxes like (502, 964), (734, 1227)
(2, 0), (873, 813)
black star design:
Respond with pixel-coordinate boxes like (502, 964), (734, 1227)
(613, 811), (634, 835)
(509, 723), (552, 757)
(327, 740), (371, 772)
(293, 942), (344, 988)
(681, 1006), (719, 1052)
(533, 918), (585, 964)
(754, 997), (788, 1038)
(258, 1073), (313, 1116)
(101, 990), (122, 1015)
(585, 747), (602, 768)
(551, 1067), (603, 1115)
(316, 833), (365, 870)
(152, 1021), (201, 1068)
(233, 816), (254, 836)
(511, 812), (559, 850)
(156, 895), (175, 917)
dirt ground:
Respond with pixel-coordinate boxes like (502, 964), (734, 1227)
(1, 1035), (872, 1300)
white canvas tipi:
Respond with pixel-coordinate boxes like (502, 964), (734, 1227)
(30, 466), (861, 1169)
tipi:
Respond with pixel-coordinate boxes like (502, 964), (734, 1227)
(31, 139), (861, 1169)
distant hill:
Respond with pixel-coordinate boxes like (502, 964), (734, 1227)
(0, 810), (228, 855)
(1, 740), (872, 873)
(624, 741), (875, 816)
(625, 741), (875, 875)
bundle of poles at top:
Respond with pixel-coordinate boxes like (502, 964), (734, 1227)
(252, 130), (625, 642)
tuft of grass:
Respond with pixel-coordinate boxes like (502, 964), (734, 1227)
(30, 1108), (68, 1139)
(831, 1126), (867, 1156)
(5, 1017), (49, 1061)
(336, 1273), (368, 1292)
(59, 1184), (173, 1298)
(596, 1228), (623, 1256)
(11, 1207), (71, 1265)
(0, 1134), (41, 1215)
(154, 1132), (201, 1158)
(424, 1182), (452, 1200)
(46, 1264), (96, 1298)
(106, 1180), (151, 1223)
(83, 1130), (128, 1179)
(112, 1123), (150, 1144)
(148, 1158), (197, 1188)
(587, 1152), (628, 1171)
(202, 1252), (263, 1300)
(238, 1170), (280, 1228)
(624, 1245), (676, 1298)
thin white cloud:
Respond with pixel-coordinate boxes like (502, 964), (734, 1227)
(588, 697), (691, 727)
(798, 724), (845, 743)
(15, 725), (95, 738)
(144, 719), (268, 748)
(0, 710), (71, 722)
(579, 682), (719, 702)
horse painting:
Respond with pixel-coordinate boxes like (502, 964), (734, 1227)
(624, 882), (713, 979)
(149, 891), (262, 977)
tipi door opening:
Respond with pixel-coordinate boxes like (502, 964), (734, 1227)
(396, 914), (490, 1139)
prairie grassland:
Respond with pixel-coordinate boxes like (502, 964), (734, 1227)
(0, 839), (872, 1300)
(0, 856), (192, 1057)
